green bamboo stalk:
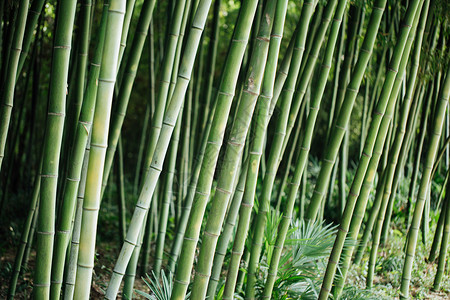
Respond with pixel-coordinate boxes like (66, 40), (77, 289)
(64, 0), (93, 161)
(49, 3), (108, 298)
(8, 161), (41, 299)
(246, 1), (317, 298)
(282, 0), (343, 155)
(429, 186), (448, 262)
(167, 99), (214, 273)
(0, 0), (29, 172)
(428, 176), (450, 262)
(275, 102), (304, 211)
(63, 132), (91, 300)
(141, 0), (187, 176)
(191, 0), (278, 295)
(33, 0), (77, 298)
(433, 182), (450, 290)
(139, 0), (193, 282)
(206, 159), (248, 298)
(263, 1), (347, 298)
(326, 5), (347, 141)
(154, 107), (183, 274)
(49, 3), (103, 300)
(105, 0), (213, 296)
(354, 84), (423, 265)
(305, 0), (388, 222)
(335, 1), (428, 291)
(199, 0), (221, 135)
(101, 0), (157, 197)
(189, 36), (204, 164)
(322, 0), (420, 297)
(116, 137), (126, 243)
(16, 0), (46, 80)
(222, 6), (288, 292)
(171, 0), (261, 297)
(380, 4), (430, 244)
(328, 2), (424, 295)
(366, 7), (425, 290)
(267, 22), (297, 118)
(400, 68), (449, 299)
(123, 213), (147, 299)
(117, 0), (137, 69)
(134, 22), (155, 196)
(73, 1), (126, 298)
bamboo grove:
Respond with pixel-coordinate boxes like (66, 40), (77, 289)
(0, 0), (449, 299)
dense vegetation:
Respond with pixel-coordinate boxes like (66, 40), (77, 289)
(0, 0), (449, 299)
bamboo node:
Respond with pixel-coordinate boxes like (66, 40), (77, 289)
(41, 174), (57, 178)
(249, 151), (262, 155)
(323, 158), (334, 164)
(362, 151), (370, 158)
(37, 230), (54, 235)
(204, 231), (219, 237)
(195, 190), (210, 197)
(29, 9), (41, 16)
(54, 45), (71, 50)
(335, 124), (346, 131)
(33, 283), (51, 287)
(51, 280), (63, 284)
(124, 238), (137, 246)
(195, 271), (210, 278)
(90, 143), (107, 149)
(243, 89), (259, 96)
(109, 9), (126, 15)
(227, 140), (244, 147)
(77, 262), (94, 269)
(218, 91), (234, 97)
(98, 78), (115, 83)
(241, 202), (253, 208)
(174, 279), (189, 285)
(338, 227), (348, 233)
(388, 67), (398, 74)
(48, 112), (65, 116)
(329, 258), (338, 265)
(183, 236), (197, 241)
(232, 39), (248, 43)
(256, 37), (270, 42)
(113, 269), (126, 276)
(178, 74), (190, 81)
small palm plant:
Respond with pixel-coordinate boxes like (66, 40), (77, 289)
(250, 217), (341, 299)
(137, 270), (190, 300)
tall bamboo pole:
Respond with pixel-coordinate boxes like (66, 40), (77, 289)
(190, 1), (278, 297)
(0, 0), (29, 172)
(73, 1), (126, 298)
(105, 0), (214, 296)
(262, 0), (347, 298)
(33, 0), (77, 298)
(246, 1), (318, 297)
(305, 0), (388, 222)
(171, 0), (260, 297)
(400, 69), (450, 300)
